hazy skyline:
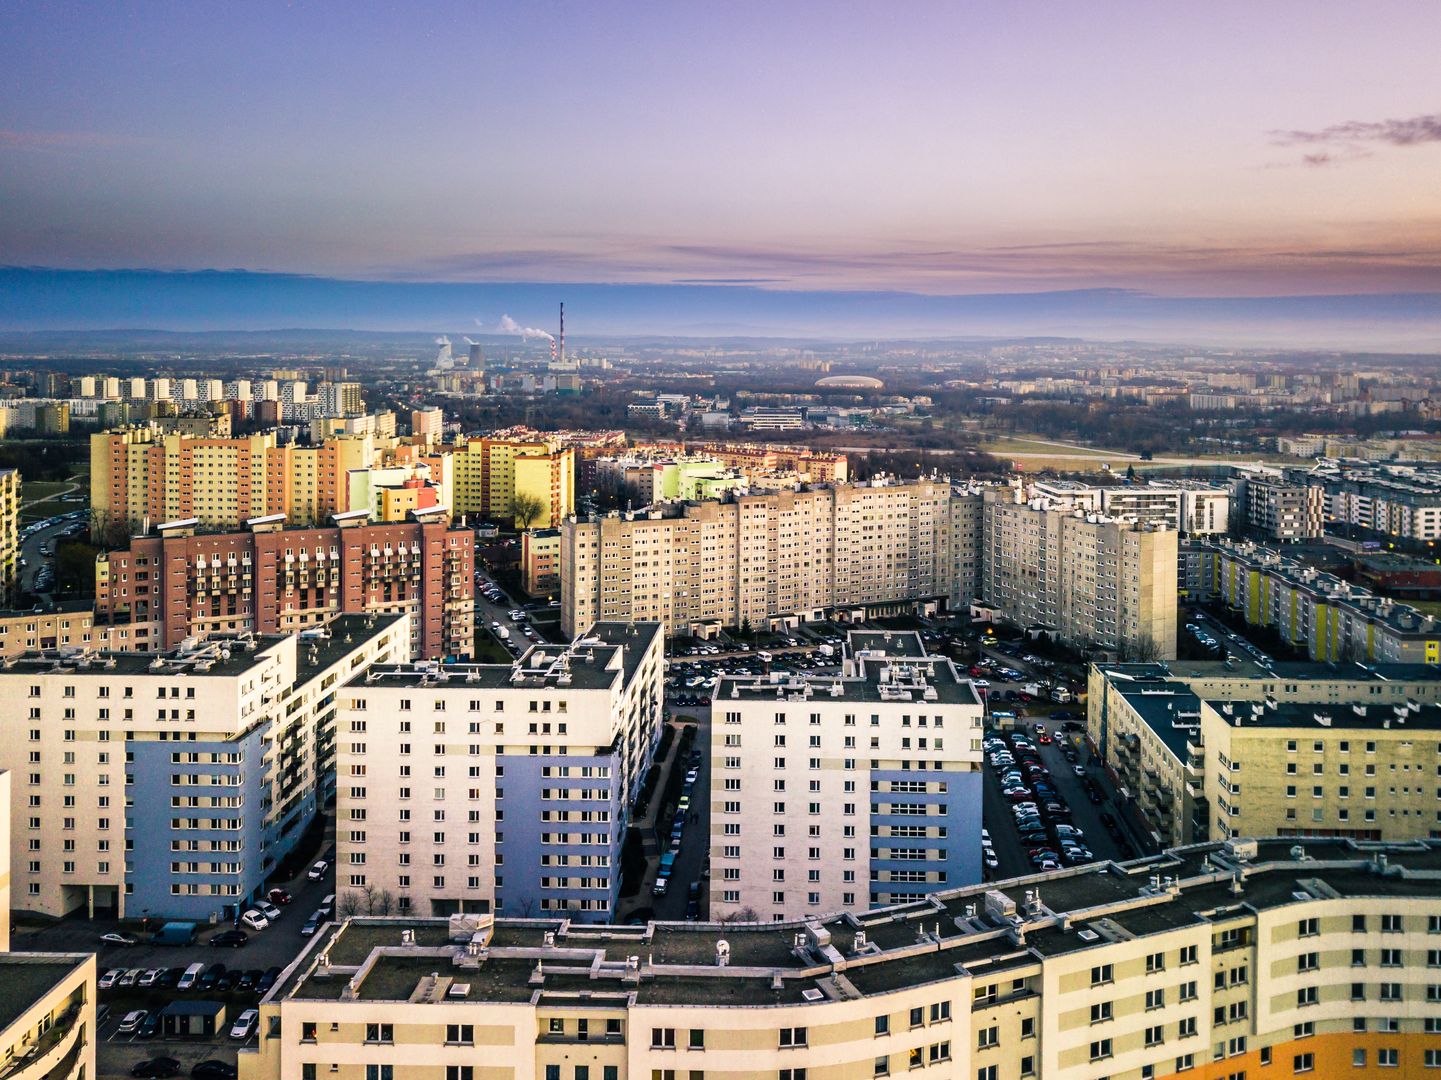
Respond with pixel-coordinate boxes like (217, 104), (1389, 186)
(2, 1), (1440, 297)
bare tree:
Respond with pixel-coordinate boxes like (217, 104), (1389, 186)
(719, 907), (759, 924)
(340, 889), (367, 918)
(512, 492), (545, 531)
(370, 889), (395, 916)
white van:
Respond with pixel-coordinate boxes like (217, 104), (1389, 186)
(177, 962), (206, 991)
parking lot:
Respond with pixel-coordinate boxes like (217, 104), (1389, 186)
(981, 719), (1153, 882)
(14, 847), (335, 1079)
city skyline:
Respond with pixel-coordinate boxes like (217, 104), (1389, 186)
(2, 1), (1440, 304)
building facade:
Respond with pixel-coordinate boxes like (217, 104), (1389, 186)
(93, 514), (474, 660)
(452, 436), (575, 529)
(0, 469), (17, 607)
(240, 839), (1441, 1080)
(335, 623), (663, 921)
(982, 488), (1179, 659)
(0, 615), (408, 920)
(709, 631), (984, 921)
(562, 480), (977, 638)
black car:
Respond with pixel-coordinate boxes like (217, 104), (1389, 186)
(257, 966), (282, 993)
(137, 1013), (161, 1039)
(215, 971), (236, 991)
(157, 968), (181, 988)
(191, 1062), (238, 1080)
(237, 969), (261, 991)
(198, 964), (226, 991)
(685, 899), (700, 921)
(131, 1059), (181, 1079)
(209, 930), (248, 949)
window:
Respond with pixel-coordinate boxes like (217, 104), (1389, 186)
(1294, 1053), (1314, 1073)
(689, 1030), (704, 1050)
(301, 1022), (317, 1043)
(1147, 951), (1166, 973)
(779, 1027), (807, 1048)
(447, 1069), (474, 1080)
(652, 1028), (676, 1049)
(1146, 988), (1166, 1010)
(1091, 963), (1113, 985)
(1298, 952), (1319, 972)
(1299, 917), (1319, 937)
(1378, 1049), (1398, 1068)
(1090, 1002), (1113, 1024)
(1180, 944), (1198, 965)
(1354, 1050), (1367, 1068)
(365, 1023), (393, 1044)
(874, 1058), (889, 1078)
(1089, 1039), (1112, 1062)
(1382, 914), (1403, 933)
(366, 1069), (394, 1080)
(977, 1026), (998, 1049)
(875, 1016), (890, 1036)
(779, 1071), (806, 1080)
(1145, 1025), (1164, 1047)
(1297, 987), (1318, 1007)
(446, 1024), (474, 1045)
(976, 1068), (996, 1080)
(928, 1002), (950, 1023)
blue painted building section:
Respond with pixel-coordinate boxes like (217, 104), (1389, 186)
(496, 751), (625, 922)
(868, 768), (983, 905)
(126, 722), (313, 921)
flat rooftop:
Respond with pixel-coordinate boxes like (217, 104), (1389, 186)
(348, 622), (660, 693)
(1209, 697), (1441, 732)
(268, 838), (1441, 1011)
(0, 955), (88, 1034)
(1108, 678), (1203, 759)
(292, 613), (408, 689)
(1097, 659), (1441, 685)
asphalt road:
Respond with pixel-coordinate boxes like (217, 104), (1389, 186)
(650, 706), (712, 920)
(17, 516), (76, 595)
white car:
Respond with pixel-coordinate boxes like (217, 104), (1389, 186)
(118, 1010), (148, 1034)
(99, 931), (138, 947)
(258, 901), (283, 921)
(973, 679), (990, 687)
(230, 1009), (259, 1040)
(138, 968), (163, 987)
(307, 860), (329, 880)
(98, 968), (124, 990)
(240, 909), (269, 931)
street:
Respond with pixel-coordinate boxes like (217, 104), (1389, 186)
(648, 707), (712, 921)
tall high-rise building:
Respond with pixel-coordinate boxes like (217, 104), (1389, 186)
(0, 616), (408, 920)
(336, 622), (663, 920)
(0, 470), (17, 608)
(411, 407), (445, 447)
(562, 480), (981, 638)
(981, 487), (1178, 659)
(452, 435), (574, 529)
(709, 631), (984, 921)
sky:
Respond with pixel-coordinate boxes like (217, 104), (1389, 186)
(2, 1), (1440, 300)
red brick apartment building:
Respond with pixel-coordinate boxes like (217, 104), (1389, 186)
(94, 512), (475, 659)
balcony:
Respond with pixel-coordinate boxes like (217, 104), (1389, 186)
(0, 1002), (85, 1080)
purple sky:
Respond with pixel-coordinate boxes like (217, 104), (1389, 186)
(2, 0), (1439, 296)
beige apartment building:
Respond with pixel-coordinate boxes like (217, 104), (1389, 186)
(335, 623), (663, 921)
(452, 435), (575, 529)
(0, 469), (17, 607)
(709, 632), (985, 921)
(0, 602), (109, 658)
(0, 768), (98, 1080)
(1089, 660), (1441, 848)
(240, 838), (1441, 1080)
(982, 488), (1178, 659)
(561, 480), (980, 638)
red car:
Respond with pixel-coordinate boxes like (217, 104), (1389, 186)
(1038, 733), (1052, 745)
(267, 888), (292, 905)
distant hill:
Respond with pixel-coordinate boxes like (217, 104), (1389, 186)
(3, 267), (1440, 349)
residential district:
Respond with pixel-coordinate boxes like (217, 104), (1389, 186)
(0, 344), (1437, 1080)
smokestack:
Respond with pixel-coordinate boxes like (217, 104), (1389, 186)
(560, 302), (565, 367)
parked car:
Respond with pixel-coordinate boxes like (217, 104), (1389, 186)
(257, 901), (283, 921)
(267, 888), (292, 905)
(138, 1013), (161, 1039)
(230, 1009), (259, 1040)
(209, 930), (249, 949)
(191, 1062), (238, 1080)
(138, 968), (164, 988)
(130, 1058), (181, 1079)
(118, 1010), (149, 1035)
(239, 910), (269, 931)
(257, 967), (282, 993)
(100, 932), (138, 947)
(307, 860), (329, 880)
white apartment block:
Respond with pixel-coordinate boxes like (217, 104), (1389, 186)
(1029, 478), (1230, 536)
(0, 613), (408, 921)
(562, 480), (980, 637)
(709, 631), (984, 922)
(982, 488), (1179, 659)
(335, 622), (663, 921)
(242, 839), (1441, 1080)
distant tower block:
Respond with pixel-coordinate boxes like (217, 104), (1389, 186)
(468, 339), (483, 370)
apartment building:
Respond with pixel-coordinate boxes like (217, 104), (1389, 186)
(90, 426), (381, 534)
(0, 772), (97, 1080)
(1029, 478), (1231, 536)
(0, 468), (17, 607)
(982, 488), (1179, 659)
(709, 631), (984, 921)
(1088, 660), (1441, 848)
(335, 622), (663, 922)
(0, 614), (408, 920)
(522, 528), (563, 595)
(0, 602), (107, 658)
(562, 480), (978, 638)
(1303, 461), (1441, 542)
(452, 435), (574, 529)
(1235, 474), (1325, 541)
(93, 513), (474, 660)
(240, 838), (1441, 1080)
(1188, 539), (1440, 663)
